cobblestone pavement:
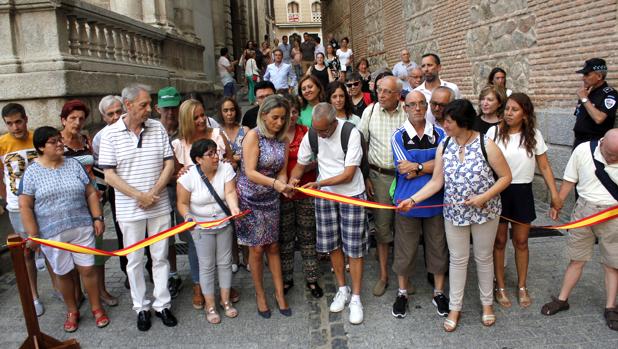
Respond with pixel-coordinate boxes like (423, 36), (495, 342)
(1, 229), (616, 348)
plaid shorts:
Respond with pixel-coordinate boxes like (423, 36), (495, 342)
(315, 192), (368, 258)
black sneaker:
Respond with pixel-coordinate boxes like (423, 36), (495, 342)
(392, 294), (408, 318)
(432, 293), (449, 317)
(168, 276), (183, 299)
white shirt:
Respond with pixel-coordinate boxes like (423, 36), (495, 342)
(336, 48), (353, 71)
(171, 128), (228, 166)
(297, 119), (365, 196)
(278, 43), (292, 63)
(487, 126), (548, 183)
(177, 163), (236, 231)
(392, 61), (417, 80)
(563, 141), (618, 205)
(98, 117), (173, 222)
(244, 58), (259, 77)
(337, 114), (361, 127)
(263, 62), (297, 89)
(314, 44), (325, 58)
(414, 79), (461, 125)
(218, 56), (234, 85)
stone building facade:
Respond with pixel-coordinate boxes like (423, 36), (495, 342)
(273, 0), (322, 40)
(322, 0), (618, 204)
(0, 0), (270, 132)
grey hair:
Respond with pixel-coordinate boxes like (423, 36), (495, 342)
(312, 102), (337, 123)
(256, 94), (290, 141)
(98, 95), (124, 115)
(382, 75), (403, 92)
(434, 86), (455, 102)
(121, 83), (152, 103)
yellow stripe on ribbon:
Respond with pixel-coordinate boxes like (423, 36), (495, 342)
(9, 210), (250, 256)
(296, 187), (618, 231)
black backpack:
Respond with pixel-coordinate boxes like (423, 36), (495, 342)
(308, 121), (370, 179)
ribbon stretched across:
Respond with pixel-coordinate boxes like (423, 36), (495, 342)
(8, 210), (250, 256)
(295, 187), (618, 230)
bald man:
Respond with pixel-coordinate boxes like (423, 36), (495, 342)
(359, 76), (407, 297)
(393, 49), (417, 91)
(429, 86), (455, 127)
(542, 129), (618, 331)
(390, 91), (449, 318)
(407, 67), (424, 90)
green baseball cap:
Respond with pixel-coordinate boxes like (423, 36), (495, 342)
(157, 86), (181, 108)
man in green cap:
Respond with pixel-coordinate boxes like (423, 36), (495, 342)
(156, 86), (181, 139)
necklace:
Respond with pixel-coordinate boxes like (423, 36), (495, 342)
(457, 131), (475, 156)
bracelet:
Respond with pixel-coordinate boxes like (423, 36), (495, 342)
(272, 178), (278, 188)
(409, 197), (417, 205)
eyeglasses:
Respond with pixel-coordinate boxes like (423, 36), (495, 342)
(313, 120), (337, 136)
(345, 81), (360, 88)
(105, 109), (123, 117)
(203, 151), (219, 158)
(46, 137), (63, 145)
(404, 101), (427, 109)
(377, 87), (396, 95)
(430, 101), (448, 108)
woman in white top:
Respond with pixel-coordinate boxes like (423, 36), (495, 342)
(487, 93), (563, 309)
(326, 81), (361, 126)
(177, 139), (241, 324)
(244, 50), (259, 105)
(336, 37), (353, 81)
(173, 99), (235, 173)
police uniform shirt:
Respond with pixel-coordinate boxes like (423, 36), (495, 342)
(573, 81), (618, 145)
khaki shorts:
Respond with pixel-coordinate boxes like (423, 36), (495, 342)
(369, 169), (395, 244)
(567, 198), (618, 268)
(393, 214), (448, 277)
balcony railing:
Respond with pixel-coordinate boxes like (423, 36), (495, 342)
(311, 12), (321, 22)
(288, 12), (300, 22)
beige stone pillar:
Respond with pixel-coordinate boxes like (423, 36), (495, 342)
(174, 0), (197, 41)
(141, 0), (176, 32)
(211, 0), (227, 55)
(110, 0), (142, 21)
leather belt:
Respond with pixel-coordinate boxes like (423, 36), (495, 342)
(369, 164), (396, 177)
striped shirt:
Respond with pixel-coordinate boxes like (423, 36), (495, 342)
(98, 117), (173, 222)
(359, 102), (407, 169)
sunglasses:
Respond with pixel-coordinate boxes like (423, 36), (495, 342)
(345, 81), (360, 88)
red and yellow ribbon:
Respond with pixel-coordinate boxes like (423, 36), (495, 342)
(6, 210), (249, 256)
(296, 187), (618, 230)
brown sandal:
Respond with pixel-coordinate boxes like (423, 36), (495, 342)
(494, 288), (512, 308)
(541, 296), (569, 315)
(518, 287), (532, 308)
(604, 307), (618, 331)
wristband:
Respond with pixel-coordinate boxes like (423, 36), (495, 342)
(272, 178), (278, 188)
(92, 215), (104, 222)
(409, 197), (417, 205)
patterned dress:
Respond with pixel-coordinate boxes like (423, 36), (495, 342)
(236, 129), (285, 246)
(442, 134), (501, 226)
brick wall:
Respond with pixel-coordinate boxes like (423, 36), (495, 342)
(322, 0), (618, 206)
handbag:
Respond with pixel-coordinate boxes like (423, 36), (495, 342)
(196, 166), (232, 217)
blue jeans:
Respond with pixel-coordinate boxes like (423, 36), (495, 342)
(223, 82), (236, 97)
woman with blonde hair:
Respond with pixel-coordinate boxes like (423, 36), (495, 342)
(474, 85), (507, 134)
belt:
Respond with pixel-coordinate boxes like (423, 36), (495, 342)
(369, 164), (396, 176)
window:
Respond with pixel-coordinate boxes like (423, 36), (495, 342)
(311, 2), (321, 22)
(288, 1), (299, 22)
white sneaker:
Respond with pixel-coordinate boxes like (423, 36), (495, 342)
(231, 264), (239, 273)
(348, 299), (364, 324)
(329, 286), (350, 313)
(33, 298), (45, 317)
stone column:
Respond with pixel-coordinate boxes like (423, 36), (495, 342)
(110, 0), (143, 21)
(211, 0), (228, 56)
(175, 0), (197, 41)
(141, 0), (176, 32)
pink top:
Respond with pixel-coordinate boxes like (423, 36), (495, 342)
(172, 128), (228, 166)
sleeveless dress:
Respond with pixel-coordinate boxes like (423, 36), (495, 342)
(236, 129), (285, 246)
(442, 134), (501, 226)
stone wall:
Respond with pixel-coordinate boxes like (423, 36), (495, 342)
(322, 0), (618, 208)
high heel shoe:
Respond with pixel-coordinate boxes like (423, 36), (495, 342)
(257, 308), (271, 319)
(274, 292), (292, 316)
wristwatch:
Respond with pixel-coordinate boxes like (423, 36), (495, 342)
(92, 216), (104, 222)
(416, 163), (424, 174)
(580, 97), (589, 104)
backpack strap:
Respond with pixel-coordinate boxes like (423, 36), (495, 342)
(479, 133), (488, 163)
(340, 121), (355, 154)
(590, 139), (618, 201)
(308, 127), (319, 156)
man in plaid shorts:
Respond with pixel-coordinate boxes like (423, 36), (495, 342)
(290, 102), (368, 325)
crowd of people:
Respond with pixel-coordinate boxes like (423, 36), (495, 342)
(2, 30), (617, 336)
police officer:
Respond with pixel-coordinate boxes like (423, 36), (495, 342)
(573, 58), (618, 148)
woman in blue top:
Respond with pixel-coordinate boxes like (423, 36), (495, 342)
(20, 126), (109, 333)
(398, 100), (512, 332)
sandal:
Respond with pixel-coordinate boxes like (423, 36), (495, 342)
(604, 307), (618, 331)
(64, 311), (80, 333)
(481, 313), (496, 327)
(443, 311), (459, 332)
(518, 287), (532, 308)
(92, 308), (110, 328)
(221, 301), (238, 318)
(494, 288), (512, 308)
(205, 306), (221, 324)
(306, 282), (324, 298)
(100, 294), (119, 307)
(541, 296), (569, 316)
